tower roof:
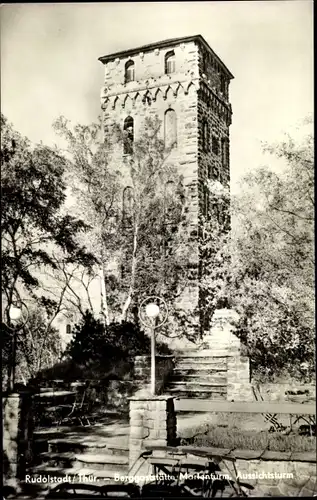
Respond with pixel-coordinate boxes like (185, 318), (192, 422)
(98, 34), (234, 79)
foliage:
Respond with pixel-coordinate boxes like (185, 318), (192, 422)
(181, 424), (316, 452)
(53, 115), (194, 337)
(65, 310), (171, 374)
(202, 120), (314, 381)
(1, 114), (96, 326)
(2, 307), (62, 389)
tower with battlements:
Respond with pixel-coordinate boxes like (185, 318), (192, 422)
(99, 35), (233, 335)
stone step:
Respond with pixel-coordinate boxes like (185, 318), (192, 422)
(28, 465), (128, 484)
(38, 452), (128, 471)
(107, 443), (129, 456)
(169, 382), (227, 392)
(167, 390), (226, 400)
(171, 374), (227, 384)
(173, 368), (227, 376)
(175, 364), (227, 373)
(75, 453), (128, 471)
(34, 426), (96, 440)
(48, 439), (88, 454)
(48, 436), (129, 455)
(174, 366), (227, 374)
(176, 358), (227, 366)
(177, 353), (229, 359)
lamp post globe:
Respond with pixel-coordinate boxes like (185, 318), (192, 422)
(5, 301), (29, 392)
(145, 303), (160, 319)
(139, 296), (168, 397)
(9, 305), (22, 322)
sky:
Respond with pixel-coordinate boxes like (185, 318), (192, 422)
(1, 1), (313, 188)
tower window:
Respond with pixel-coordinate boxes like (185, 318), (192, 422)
(164, 109), (177, 149)
(123, 116), (134, 154)
(220, 74), (226, 94)
(125, 60), (135, 83)
(165, 50), (176, 75)
(212, 136), (219, 155)
(202, 121), (209, 152)
(66, 324), (72, 334)
(221, 138), (229, 168)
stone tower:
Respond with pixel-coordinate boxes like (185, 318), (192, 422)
(99, 35), (233, 335)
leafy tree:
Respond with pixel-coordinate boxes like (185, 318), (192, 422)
(202, 120), (314, 381)
(2, 307), (62, 389)
(1, 114), (96, 325)
(65, 310), (170, 376)
(53, 115), (194, 337)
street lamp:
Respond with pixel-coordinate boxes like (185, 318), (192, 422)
(9, 305), (23, 322)
(4, 301), (29, 391)
(139, 296), (168, 396)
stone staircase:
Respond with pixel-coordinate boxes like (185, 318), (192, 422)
(166, 351), (228, 400)
(23, 415), (130, 497)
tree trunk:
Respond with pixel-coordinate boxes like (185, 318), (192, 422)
(121, 215), (139, 323)
(99, 265), (110, 326)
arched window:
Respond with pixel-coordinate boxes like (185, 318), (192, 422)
(123, 116), (134, 154)
(123, 186), (134, 228)
(165, 50), (176, 75)
(202, 120), (209, 152)
(212, 136), (219, 155)
(220, 74), (226, 94)
(221, 138), (229, 168)
(164, 109), (177, 149)
(125, 60), (135, 83)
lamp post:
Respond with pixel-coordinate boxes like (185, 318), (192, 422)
(5, 301), (29, 392)
(145, 302), (160, 395)
(139, 296), (168, 396)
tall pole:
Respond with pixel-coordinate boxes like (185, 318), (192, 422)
(10, 328), (17, 391)
(150, 324), (156, 395)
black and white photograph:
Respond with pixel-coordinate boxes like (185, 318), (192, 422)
(1, 1), (315, 498)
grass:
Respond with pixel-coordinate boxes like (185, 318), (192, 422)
(179, 412), (316, 453)
(181, 426), (316, 452)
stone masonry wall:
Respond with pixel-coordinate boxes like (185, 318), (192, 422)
(164, 446), (316, 497)
(102, 49), (200, 317)
(134, 355), (175, 394)
(234, 453), (317, 497)
(201, 309), (253, 401)
(129, 396), (177, 469)
(100, 38), (233, 333)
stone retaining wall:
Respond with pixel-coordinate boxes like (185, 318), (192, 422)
(227, 354), (253, 401)
(163, 445), (317, 497)
(134, 355), (175, 394)
(234, 452), (316, 497)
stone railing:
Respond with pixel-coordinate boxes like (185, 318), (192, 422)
(133, 355), (175, 394)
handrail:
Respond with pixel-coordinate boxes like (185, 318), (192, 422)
(175, 399), (316, 415)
